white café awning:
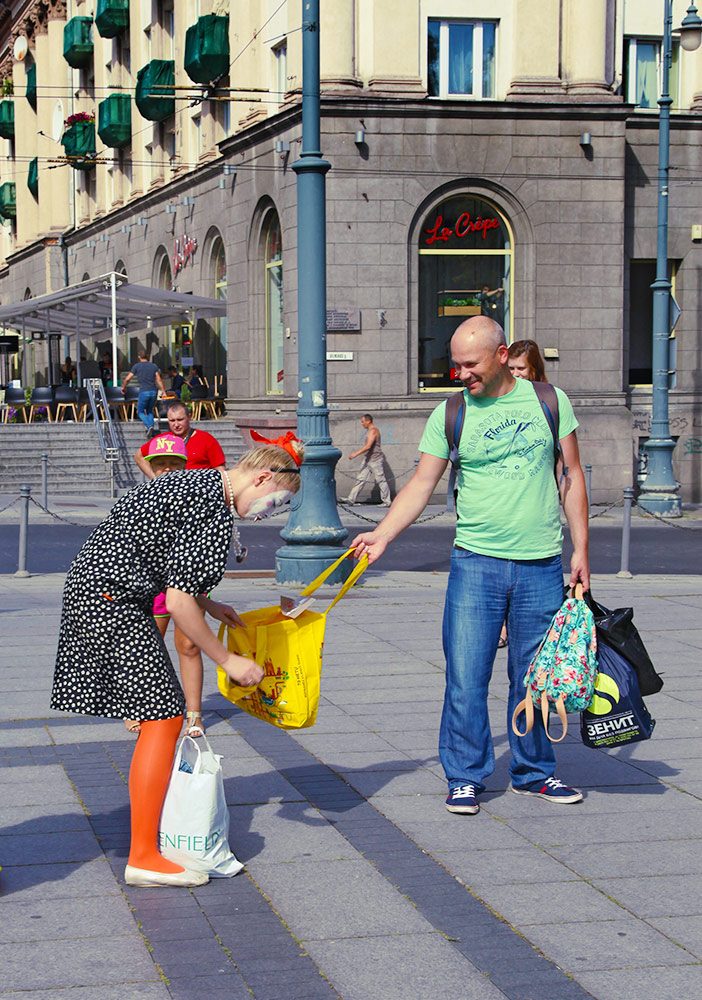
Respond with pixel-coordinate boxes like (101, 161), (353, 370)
(0, 272), (227, 382)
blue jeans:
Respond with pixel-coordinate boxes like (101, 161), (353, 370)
(440, 547), (564, 793)
(136, 390), (157, 431)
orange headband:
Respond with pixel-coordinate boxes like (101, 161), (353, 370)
(250, 429), (303, 466)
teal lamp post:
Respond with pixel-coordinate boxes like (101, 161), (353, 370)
(275, 0), (349, 584)
(638, 2), (702, 516)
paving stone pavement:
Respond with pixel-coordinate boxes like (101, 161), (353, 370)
(1, 570), (701, 999)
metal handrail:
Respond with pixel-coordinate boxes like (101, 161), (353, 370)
(86, 378), (119, 497)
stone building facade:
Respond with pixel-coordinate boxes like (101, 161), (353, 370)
(0, 1), (701, 502)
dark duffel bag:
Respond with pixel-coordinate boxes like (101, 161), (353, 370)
(583, 591), (663, 697)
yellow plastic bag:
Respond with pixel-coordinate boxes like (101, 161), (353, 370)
(217, 548), (367, 729)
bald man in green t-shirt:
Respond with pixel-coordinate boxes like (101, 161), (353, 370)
(352, 317), (590, 816)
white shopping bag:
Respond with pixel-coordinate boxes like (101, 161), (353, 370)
(159, 735), (243, 878)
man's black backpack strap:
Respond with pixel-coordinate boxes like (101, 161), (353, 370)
(444, 391), (465, 512)
(531, 381), (566, 485)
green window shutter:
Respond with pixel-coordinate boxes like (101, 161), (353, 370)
(0, 181), (17, 219)
(0, 100), (14, 139)
(62, 120), (97, 169)
(184, 15), (230, 84)
(135, 60), (175, 122)
(63, 17), (94, 69)
(26, 64), (37, 110)
(27, 157), (39, 198)
(95, 0), (129, 39)
(98, 93), (131, 148)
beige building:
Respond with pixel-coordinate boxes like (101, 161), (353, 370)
(0, 1), (701, 501)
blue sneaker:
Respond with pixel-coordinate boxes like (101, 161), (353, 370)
(511, 776), (583, 804)
(445, 784), (479, 814)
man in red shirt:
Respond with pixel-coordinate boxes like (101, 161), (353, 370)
(134, 401), (225, 478)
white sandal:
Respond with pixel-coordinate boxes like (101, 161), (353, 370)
(185, 711), (205, 737)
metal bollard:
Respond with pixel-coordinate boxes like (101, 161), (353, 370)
(16, 484), (31, 578)
(617, 486), (635, 579)
(584, 464), (592, 518)
(41, 452), (48, 510)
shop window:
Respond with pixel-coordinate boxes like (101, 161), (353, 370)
(264, 212), (284, 394)
(427, 19), (496, 100)
(418, 195), (512, 391)
(624, 38), (680, 109)
(628, 258), (678, 385)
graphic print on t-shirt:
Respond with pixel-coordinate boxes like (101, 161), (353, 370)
(463, 408), (550, 482)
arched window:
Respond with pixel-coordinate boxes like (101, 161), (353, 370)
(418, 194), (513, 390)
(211, 235), (227, 388)
(149, 248), (173, 369)
(264, 212), (284, 394)
(114, 259), (127, 278)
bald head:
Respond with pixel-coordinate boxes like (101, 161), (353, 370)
(451, 316), (506, 356)
(450, 317), (512, 398)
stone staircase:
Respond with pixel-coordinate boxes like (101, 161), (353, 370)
(0, 418), (247, 499)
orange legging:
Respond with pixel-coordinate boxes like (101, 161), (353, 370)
(128, 715), (184, 873)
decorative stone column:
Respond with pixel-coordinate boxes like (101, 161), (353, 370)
(563, 0), (618, 99)
(507, 0), (566, 99)
(321, 0), (361, 92)
(367, 0), (424, 96)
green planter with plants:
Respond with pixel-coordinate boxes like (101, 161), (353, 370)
(62, 112), (96, 170)
(95, 0), (129, 39)
(27, 157), (38, 198)
(437, 293), (481, 317)
(0, 181), (17, 220)
(0, 99), (14, 139)
(184, 14), (230, 84)
(98, 93), (131, 148)
(64, 16), (94, 69)
(26, 63), (36, 109)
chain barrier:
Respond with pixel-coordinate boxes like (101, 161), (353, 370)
(336, 501), (450, 526)
(27, 496), (92, 527)
(0, 496), (19, 515)
(335, 464), (418, 485)
(632, 499), (702, 531)
(589, 499), (624, 520)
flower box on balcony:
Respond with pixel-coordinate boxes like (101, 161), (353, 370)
(0, 100), (14, 139)
(184, 14), (230, 84)
(98, 93), (131, 148)
(95, 0), (129, 39)
(64, 17), (94, 69)
(0, 181), (17, 219)
(27, 157), (38, 198)
(26, 63), (37, 110)
(62, 118), (96, 170)
(135, 60), (175, 122)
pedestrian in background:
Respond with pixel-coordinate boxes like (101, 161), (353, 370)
(507, 339), (548, 382)
(121, 349), (165, 438)
(497, 338), (549, 648)
(351, 316), (589, 816)
(341, 414), (391, 507)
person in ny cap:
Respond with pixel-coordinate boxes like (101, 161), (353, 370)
(133, 400), (225, 478)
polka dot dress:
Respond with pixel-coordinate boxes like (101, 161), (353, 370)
(51, 469), (233, 721)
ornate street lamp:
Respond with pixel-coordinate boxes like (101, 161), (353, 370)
(638, 2), (702, 516)
(275, 0), (349, 584)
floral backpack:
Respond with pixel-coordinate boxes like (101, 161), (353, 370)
(512, 585), (598, 743)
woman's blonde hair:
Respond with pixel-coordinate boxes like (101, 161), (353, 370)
(237, 443), (304, 493)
